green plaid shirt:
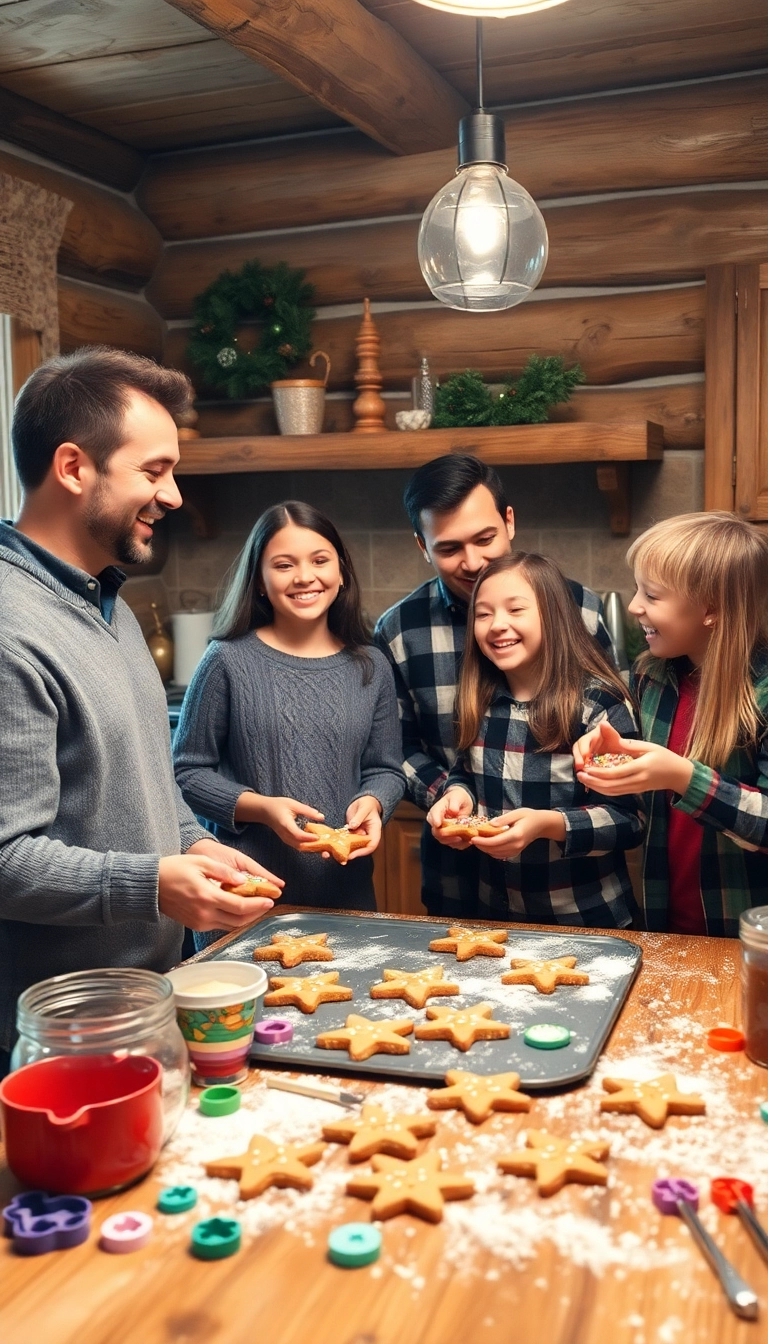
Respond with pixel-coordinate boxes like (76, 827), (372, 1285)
(636, 653), (768, 935)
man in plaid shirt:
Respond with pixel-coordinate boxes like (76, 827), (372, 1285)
(374, 455), (614, 918)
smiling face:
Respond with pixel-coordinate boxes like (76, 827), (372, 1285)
(418, 484), (515, 603)
(473, 567), (543, 698)
(260, 523), (343, 626)
(628, 569), (713, 666)
(80, 390), (182, 566)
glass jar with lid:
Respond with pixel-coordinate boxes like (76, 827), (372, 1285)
(10, 968), (190, 1140)
(740, 907), (768, 1068)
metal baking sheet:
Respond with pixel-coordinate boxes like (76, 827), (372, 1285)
(196, 912), (642, 1089)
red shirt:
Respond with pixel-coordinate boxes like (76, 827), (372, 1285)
(667, 670), (706, 934)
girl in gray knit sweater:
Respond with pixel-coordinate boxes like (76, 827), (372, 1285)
(173, 502), (405, 925)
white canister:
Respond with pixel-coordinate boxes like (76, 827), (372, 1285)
(171, 611), (214, 686)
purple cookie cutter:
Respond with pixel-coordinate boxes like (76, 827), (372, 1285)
(652, 1177), (700, 1215)
(3, 1191), (92, 1255)
(254, 1017), (294, 1044)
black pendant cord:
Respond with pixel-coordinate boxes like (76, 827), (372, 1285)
(458, 16), (504, 168)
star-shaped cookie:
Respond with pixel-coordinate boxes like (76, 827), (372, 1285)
(299, 822), (369, 865)
(369, 966), (460, 1009)
(427, 1069), (532, 1125)
(322, 1103), (437, 1161)
(204, 1134), (326, 1199)
(221, 875), (282, 898)
(346, 1151), (475, 1222)
(414, 1002), (510, 1052)
(600, 1074), (706, 1129)
(252, 932), (334, 968)
(264, 971), (353, 1014)
(498, 1130), (610, 1197)
(428, 926), (508, 961)
(501, 956), (590, 994)
(315, 1013), (414, 1061)
(437, 816), (508, 839)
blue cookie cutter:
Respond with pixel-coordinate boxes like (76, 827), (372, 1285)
(3, 1191), (92, 1255)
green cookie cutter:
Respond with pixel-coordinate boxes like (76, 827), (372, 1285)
(191, 1216), (242, 1260)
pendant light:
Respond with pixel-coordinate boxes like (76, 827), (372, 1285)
(417, 20), (548, 311)
(414, 1), (569, 13)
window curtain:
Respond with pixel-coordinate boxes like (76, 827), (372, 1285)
(0, 171), (72, 517)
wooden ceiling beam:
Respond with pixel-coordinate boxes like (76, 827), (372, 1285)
(0, 85), (144, 193)
(161, 0), (469, 155)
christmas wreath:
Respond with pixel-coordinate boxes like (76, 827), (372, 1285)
(433, 356), (585, 429)
(186, 260), (316, 399)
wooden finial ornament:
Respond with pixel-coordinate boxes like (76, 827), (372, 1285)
(352, 298), (386, 432)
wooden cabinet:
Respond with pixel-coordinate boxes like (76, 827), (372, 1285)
(705, 260), (768, 520)
(372, 801), (425, 916)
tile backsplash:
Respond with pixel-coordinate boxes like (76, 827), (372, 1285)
(122, 451), (704, 636)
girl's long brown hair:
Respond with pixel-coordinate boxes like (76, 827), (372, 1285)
(213, 500), (374, 682)
(456, 552), (630, 753)
(627, 512), (768, 767)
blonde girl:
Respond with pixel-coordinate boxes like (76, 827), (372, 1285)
(427, 552), (644, 927)
(574, 512), (768, 935)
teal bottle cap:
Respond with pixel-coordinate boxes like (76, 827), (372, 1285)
(199, 1085), (242, 1117)
(760, 1101), (768, 1124)
(157, 1186), (198, 1214)
(191, 1217), (242, 1260)
(328, 1222), (382, 1268)
(523, 1023), (572, 1050)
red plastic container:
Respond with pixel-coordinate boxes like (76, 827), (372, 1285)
(0, 1054), (164, 1195)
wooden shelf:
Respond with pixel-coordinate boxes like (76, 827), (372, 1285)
(175, 422), (663, 534)
(175, 421), (663, 475)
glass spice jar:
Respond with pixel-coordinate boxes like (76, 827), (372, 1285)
(740, 907), (768, 1068)
(10, 968), (190, 1140)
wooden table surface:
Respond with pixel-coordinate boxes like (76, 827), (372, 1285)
(1, 911), (767, 1344)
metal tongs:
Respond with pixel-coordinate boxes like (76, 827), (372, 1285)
(653, 1178), (759, 1320)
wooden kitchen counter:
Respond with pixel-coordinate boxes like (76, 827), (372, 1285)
(1, 910), (766, 1344)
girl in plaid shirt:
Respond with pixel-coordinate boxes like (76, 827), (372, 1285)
(574, 512), (768, 936)
(427, 553), (644, 927)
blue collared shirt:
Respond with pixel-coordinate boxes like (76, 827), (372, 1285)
(1, 522), (125, 623)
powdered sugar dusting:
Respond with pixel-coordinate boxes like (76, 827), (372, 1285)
(173, 919), (766, 1298)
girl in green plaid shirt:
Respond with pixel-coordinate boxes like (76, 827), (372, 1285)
(574, 512), (768, 936)
(427, 552), (644, 927)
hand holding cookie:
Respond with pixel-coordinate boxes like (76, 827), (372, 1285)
(471, 807), (566, 858)
(427, 787), (476, 848)
(576, 738), (694, 796)
(343, 794), (383, 859)
(572, 720), (625, 772)
(240, 793), (326, 849)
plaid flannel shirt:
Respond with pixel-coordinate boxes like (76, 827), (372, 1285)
(374, 575), (614, 916)
(443, 681), (644, 927)
(636, 654), (768, 936)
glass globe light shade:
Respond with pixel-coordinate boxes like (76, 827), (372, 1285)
(413, 0), (570, 15)
(418, 162), (548, 311)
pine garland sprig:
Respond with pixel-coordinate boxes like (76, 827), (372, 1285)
(493, 355), (585, 426)
(187, 259), (316, 399)
(432, 370), (494, 428)
(430, 357), (584, 429)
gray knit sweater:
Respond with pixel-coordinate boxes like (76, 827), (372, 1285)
(173, 635), (405, 908)
(0, 526), (208, 1050)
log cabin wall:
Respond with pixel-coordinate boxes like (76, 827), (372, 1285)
(18, 66), (768, 633)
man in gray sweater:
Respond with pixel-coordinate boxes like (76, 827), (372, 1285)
(0, 347), (282, 1065)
